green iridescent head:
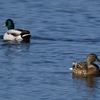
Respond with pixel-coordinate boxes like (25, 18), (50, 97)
(3, 19), (15, 30)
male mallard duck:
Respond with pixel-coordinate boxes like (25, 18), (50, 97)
(3, 19), (31, 42)
(69, 54), (100, 76)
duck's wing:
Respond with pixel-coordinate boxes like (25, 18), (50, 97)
(72, 62), (87, 70)
(70, 62), (88, 75)
(16, 29), (30, 34)
(77, 62), (87, 70)
(7, 29), (21, 36)
(16, 29), (31, 40)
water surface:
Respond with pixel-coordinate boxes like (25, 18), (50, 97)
(0, 0), (100, 100)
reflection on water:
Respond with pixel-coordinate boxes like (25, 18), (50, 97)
(1, 43), (30, 79)
(72, 74), (98, 88)
(72, 74), (100, 100)
(2, 41), (30, 52)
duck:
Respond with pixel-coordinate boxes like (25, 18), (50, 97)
(69, 54), (100, 76)
(3, 19), (31, 42)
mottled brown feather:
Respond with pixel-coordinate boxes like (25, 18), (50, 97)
(72, 54), (100, 76)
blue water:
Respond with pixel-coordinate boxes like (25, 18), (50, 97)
(0, 0), (100, 100)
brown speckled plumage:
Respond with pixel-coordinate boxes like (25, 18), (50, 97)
(71, 54), (100, 76)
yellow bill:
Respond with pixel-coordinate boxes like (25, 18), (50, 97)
(3, 23), (6, 27)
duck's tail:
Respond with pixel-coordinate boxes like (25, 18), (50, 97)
(69, 62), (78, 70)
(69, 68), (73, 70)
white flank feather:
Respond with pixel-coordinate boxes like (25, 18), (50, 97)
(3, 29), (22, 41)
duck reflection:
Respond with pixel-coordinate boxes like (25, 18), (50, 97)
(72, 73), (99, 88)
(3, 42), (30, 57)
(2, 42), (30, 78)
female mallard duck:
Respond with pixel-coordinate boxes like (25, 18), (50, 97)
(3, 19), (31, 42)
(70, 54), (100, 76)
